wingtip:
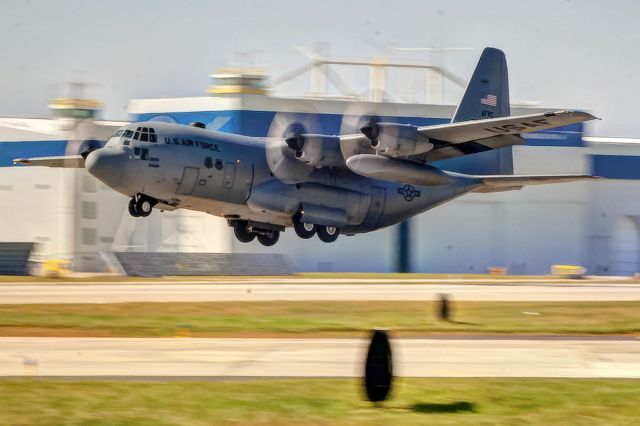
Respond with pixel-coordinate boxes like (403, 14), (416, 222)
(555, 110), (599, 121)
(580, 111), (600, 121)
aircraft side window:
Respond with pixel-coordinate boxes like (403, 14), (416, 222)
(205, 157), (213, 169)
(214, 159), (223, 170)
(140, 133), (149, 142)
(141, 148), (149, 160)
(133, 147), (140, 157)
(123, 140), (130, 146)
(149, 133), (157, 143)
(133, 131), (140, 140)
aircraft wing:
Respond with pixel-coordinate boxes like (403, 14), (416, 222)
(418, 110), (595, 143)
(13, 155), (85, 168)
(415, 110), (597, 163)
(340, 110), (597, 164)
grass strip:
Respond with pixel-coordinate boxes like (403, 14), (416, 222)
(1, 378), (639, 425)
(0, 301), (638, 337)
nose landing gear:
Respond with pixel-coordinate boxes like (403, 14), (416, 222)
(128, 194), (156, 218)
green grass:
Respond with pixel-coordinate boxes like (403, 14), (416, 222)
(1, 301), (639, 337)
(1, 378), (639, 425)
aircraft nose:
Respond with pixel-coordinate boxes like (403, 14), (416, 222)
(85, 148), (125, 188)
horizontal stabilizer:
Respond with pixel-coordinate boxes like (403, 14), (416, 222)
(469, 173), (600, 193)
(13, 155), (85, 168)
(346, 153), (600, 192)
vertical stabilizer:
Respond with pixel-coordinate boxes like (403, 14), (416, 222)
(452, 47), (510, 123)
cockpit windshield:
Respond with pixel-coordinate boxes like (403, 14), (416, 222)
(107, 126), (156, 148)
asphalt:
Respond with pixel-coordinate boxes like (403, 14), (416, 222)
(2, 336), (639, 379)
(1, 281), (640, 303)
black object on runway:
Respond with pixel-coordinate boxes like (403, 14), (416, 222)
(364, 329), (393, 402)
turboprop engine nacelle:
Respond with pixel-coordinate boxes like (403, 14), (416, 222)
(285, 134), (344, 167)
(361, 122), (434, 157)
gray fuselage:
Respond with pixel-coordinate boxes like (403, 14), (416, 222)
(86, 122), (480, 234)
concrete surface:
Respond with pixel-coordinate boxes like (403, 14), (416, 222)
(1, 337), (639, 379)
(1, 282), (640, 304)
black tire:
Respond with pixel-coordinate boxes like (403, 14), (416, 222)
(294, 221), (316, 239)
(128, 198), (140, 217)
(317, 225), (339, 243)
(135, 197), (153, 217)
(233, 221), (255, 243)
(257, 231), (280, 247)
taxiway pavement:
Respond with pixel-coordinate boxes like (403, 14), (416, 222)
(1, 336), (639, 379)
(1, 281), (640, 304)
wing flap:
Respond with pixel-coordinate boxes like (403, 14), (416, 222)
(13, 155), (85, 168)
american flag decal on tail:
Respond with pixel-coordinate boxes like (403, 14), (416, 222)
(480, 94), (497, 107)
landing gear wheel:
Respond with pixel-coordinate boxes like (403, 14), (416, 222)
(317, 226), (339, 243)
(128, 198), (140, 217)
(233, 221), (255, 243)
(135, 197), (154, 217)
(294, 221), (316, 239)
(257, 231), (280, 247)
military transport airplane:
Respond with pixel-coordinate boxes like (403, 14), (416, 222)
(14, 48), (598, 246)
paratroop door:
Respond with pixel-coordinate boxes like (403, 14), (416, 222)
(176, 167), (199, 195)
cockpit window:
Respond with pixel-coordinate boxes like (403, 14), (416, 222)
(112, 129), (125, 137)
(123, 130), (134, 138)
(135, 127), (157, 143)
(133, 131), (140, 140)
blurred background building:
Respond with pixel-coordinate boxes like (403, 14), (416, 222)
(1, 50), (639, 275)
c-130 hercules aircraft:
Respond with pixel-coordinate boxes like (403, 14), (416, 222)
(15, 48), (597, 246)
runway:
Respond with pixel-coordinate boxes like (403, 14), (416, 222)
(2, 337), (639, 379)
(1, 281), (640, 304)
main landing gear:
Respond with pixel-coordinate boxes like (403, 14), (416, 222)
(232, 220), (280, 247)
(229, 218), (339, 246)
(128, 194), (156, 218)
(317, 225), (339, 243)
(293, 214), (339, 243)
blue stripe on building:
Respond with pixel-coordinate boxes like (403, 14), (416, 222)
(592, 154), (640, 179)
(0, 111), (585, 167)
(0, 141), (67, 167)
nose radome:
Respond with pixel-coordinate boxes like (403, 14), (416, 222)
(85, 148), (125, 188)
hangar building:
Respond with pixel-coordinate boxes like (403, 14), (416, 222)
(1, 63), (639, 275)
